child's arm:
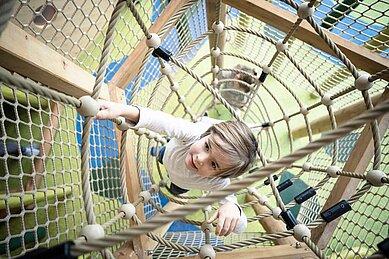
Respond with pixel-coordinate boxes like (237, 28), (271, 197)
(96, 100), (140, 123)
(97, 100), (204, 141)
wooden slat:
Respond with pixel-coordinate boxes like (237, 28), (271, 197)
(109, 0), (193, 90)
(246, 194), (296, 245)
(311, 90), (389, 248)
(206, 0), (227, 68)
(223, 0), (389, 81)
(179, 244), (315, 258)
(0, 23), (111, 99)
(292, 92), (383, 139)
(109, 88), (149, 258)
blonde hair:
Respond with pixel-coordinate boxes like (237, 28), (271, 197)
(201, 121), (258, 178)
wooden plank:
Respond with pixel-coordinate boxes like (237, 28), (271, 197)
(109, 88), (149, 258)
(206, 0), (227, 68)
(0, 23), (111, 99)
(109, 0), (193, 90)
(223, 0), (389, 81)
(292, 92), (384, 139)
(246, 194), (296, 245)
(179, 244), (315, 258)
(311, 90), (389, 249)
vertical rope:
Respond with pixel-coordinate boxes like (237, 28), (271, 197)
(303, 237), (326, 259)
(91, 1), (127, 99)
(80, 2), (126, 258)
(120, 131), (130, 204)
(127, 0), (152, 39)
(326, 105), (338, 165)
(361, 90), (381, 170)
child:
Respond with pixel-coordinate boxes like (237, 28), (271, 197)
(96, 100), (258, 236)
(217, 64), (257, 110)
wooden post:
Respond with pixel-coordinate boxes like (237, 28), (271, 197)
(109, 87), (149, 258)
(206, 0), (227, 69)
(246, 194), (297, 245)
(0, 23), (111, 99)
(292, 92), (384, 139)
(178, 244), (315, 258)
(222, 0), (389, 80)
(311, 90), (389, 249)
(109, 0), (194, 90)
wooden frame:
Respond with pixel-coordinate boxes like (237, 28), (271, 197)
(179, 244), (315, 258)
(206, 0), (227, 69)
(0, 23), (112, 99)
(292, 92), (384, 139)
(311, 90), (389, 248)
(246, 193), (296, 245)
(108, 0), (195, 90)
(223, 0), (389, 81)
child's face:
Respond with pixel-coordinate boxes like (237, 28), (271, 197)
(184, 135), (229, 177)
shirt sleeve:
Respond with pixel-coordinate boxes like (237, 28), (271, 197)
(131, 106), (205, 141)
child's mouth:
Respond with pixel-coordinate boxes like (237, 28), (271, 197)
(186, 153), (197, 171)
(190, 154), (197, 169)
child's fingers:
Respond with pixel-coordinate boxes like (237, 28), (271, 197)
(219, 218), (230, 236)
(225, 218), (238, 236)
(215, 216), (225, 236)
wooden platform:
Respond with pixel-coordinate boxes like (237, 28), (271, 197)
(179, 244), (316, 258)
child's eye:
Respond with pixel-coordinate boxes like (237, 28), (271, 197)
(204, 142), (209, 151)
(211, 161), (217, 169)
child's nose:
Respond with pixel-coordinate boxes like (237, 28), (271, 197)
(197, 154), (207, 166)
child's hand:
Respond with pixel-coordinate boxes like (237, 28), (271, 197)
(207, 202), (241, 236)
(95, 100), (124, 120)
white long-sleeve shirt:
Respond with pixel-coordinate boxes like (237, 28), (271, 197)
(132, 106), (247, 233)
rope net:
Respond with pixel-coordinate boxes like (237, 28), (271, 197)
(0, 0), (388, 258)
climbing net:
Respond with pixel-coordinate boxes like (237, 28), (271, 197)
(0, 0), (388, 258)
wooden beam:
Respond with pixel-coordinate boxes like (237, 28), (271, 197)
(109, 88), (149, 258)
(109, 0), (193, 90)
(0, 23), (111, 99)
(223, 0), (389, 81)
(206, 0), (227, 68)
(311, 90), (389, 249)
(179, 244), (315, 258)
(292, 92), (384, 139)
(246, 194), (296, 245)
